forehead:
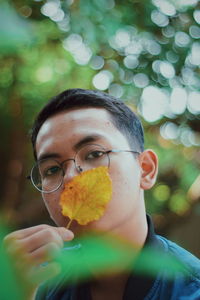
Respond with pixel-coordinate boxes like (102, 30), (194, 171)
(37, 108), (114, 139)
(35, 108), (130, 158)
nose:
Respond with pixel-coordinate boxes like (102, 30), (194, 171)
(63, 159), (79, 184)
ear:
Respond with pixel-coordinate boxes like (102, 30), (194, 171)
(139, 150), (158, 190)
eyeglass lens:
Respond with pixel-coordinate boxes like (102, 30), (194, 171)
(31, 144), (109, 193)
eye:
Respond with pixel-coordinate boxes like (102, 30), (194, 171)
(86, 150), (105, 160)
(43, 165), (61, 177)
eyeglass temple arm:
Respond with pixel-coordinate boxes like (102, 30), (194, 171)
(108, 149), (140, 154)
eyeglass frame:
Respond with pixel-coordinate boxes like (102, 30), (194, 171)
(27, 143), (140, 194)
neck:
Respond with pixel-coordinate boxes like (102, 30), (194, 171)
(110, 195), (148, 249)
(90, 203), (148, 299)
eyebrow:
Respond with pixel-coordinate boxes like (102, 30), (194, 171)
(37, 152), (61, 162)
(37, 134), (104, 161)
(73, 134), (103, 151)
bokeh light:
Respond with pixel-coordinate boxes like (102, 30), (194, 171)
(133, 73), (149, 88)
(41, 1), (65, 22)
(140, 86), (169, 122)
(63, 34), (92, 65)
(193, 9), (200, 24)
(90, 56), (105, 70)
(175, 32), (190, 48)
(160, 122), (179, 141)
(170, 87), (187, 115)
(160, 61), (175, 79)
(151, 10), (169, 27)
(124, 55), (139, 69)
(108, 83), (124, 98)
(92, 70), (113, 90)
(187, 91), (200, 114)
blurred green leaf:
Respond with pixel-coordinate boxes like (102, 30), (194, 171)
(51, 233), (187, 286)
(0, 225), (24, 300)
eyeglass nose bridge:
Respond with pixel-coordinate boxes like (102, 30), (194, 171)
(61, 158), (83, 177)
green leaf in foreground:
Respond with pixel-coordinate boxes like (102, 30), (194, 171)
(0, 227), (189, 299)
(0, 225), (24, 300)
(49, 233), (188, 286)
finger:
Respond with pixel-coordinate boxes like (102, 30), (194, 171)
(4, 224), (57, 241)
(55, 227), (74, 241)
(3, 228), (72, 266)
(4, 225), (74, 243)
(15, 227), (74, 254)
(4, 228), (74, 268)
(19, 228), (64, 253)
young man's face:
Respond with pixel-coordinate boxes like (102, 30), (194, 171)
(35, 107), (149, 235)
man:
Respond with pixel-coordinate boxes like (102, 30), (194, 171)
(4, 89), (200, 299)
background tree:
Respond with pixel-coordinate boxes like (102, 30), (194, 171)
(0, 0), (199, 256)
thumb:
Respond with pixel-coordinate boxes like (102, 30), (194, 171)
(56, 227), (74, 242)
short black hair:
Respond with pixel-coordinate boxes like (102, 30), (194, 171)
(31, 88), (144, 159)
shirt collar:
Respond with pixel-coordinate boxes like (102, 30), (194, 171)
(144, 214), (161, 247)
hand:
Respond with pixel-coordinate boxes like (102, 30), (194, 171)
(3, 224), (74, 299)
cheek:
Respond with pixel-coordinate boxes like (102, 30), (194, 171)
(42, 192), (59, 210)
(109, 160), (141, 202)
(42, 192), (67, 225)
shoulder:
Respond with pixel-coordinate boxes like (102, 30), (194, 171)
(146, 235), (200, 300)
(144, 235), (200, 299)
(156, 235), (200, 280)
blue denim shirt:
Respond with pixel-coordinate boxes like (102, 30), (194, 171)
(143, 236), (200, 300)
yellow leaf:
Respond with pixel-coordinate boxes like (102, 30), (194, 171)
(59, 166), (112, 227)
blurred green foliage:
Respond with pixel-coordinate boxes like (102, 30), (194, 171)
(54, 233), (188, 282)
(0, 225), (25, 300)
(0, 0), (199, 233)
(0, 226), (189, 300)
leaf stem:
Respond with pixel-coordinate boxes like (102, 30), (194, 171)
(66, 219), (73, 229)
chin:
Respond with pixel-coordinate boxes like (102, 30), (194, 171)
(86, 218), (111, 233)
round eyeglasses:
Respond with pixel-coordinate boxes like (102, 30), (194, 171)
(28, 144), (140, 193)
